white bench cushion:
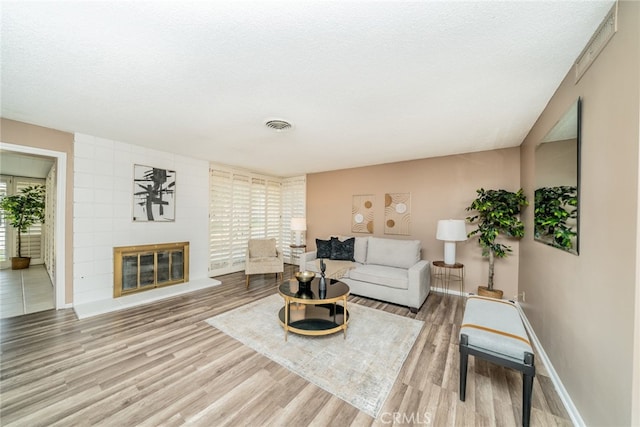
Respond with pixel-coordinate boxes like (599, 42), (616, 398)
(460, 296), (532, 362)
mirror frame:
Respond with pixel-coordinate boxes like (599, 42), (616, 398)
(534, 97), (581, 255)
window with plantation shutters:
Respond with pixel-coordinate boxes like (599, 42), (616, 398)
(250, 178), (266, 239)
(281, 176), (306, 264)
(0, 176), (8, 266)
(230, 173), (250, 268)
(209, 169), (232, 271)
(44, 164), (57, 281)
(266, 179), (281, 240)
(209, 164), (305, 276)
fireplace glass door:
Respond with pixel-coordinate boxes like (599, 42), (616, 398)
(114, 242), (189, 297)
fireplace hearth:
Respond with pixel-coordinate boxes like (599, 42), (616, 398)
(113, 242), (189, 297)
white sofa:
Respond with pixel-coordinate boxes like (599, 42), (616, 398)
(301, 236), (431, 312)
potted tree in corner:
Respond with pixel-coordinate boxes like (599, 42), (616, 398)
(465, 188), (528, 299)
(0, 184), (46, 270)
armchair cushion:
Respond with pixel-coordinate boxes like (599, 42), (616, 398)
(249, 238), (277, 258)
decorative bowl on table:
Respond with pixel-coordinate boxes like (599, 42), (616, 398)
(294, 271), (316, 283)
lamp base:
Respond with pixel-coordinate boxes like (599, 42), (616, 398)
(443, 241), (457, 265)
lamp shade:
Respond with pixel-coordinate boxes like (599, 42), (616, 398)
(291, 217), (307, 231)
(436, 219), (467, 242)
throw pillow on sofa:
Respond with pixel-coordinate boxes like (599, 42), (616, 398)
(330, 237), (355, 261)
(333, 235), (368, 264)
(316, 238), (332, 259)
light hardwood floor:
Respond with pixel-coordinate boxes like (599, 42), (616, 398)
(0, 265), (572, 426)
(0, 265), (54, 319)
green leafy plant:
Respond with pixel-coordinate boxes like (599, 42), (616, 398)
(465, 188), (528, 291)
(0, 185), (46, 258)
(534, 186), (577, 250)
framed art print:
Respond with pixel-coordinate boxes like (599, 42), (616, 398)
(352, 194), (374, 233)
(384, 192), (410, 235)
(133, 164), (176, 222)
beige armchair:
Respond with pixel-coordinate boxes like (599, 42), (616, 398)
(245, 238), (284, 288)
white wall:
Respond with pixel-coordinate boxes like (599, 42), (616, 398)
(73, 134), (210, 305)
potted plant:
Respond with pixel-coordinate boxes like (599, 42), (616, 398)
(465, 188), (528, 299)
(0, 184), (46, 269)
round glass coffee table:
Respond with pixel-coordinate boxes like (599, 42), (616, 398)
(277, 278), (350, 341)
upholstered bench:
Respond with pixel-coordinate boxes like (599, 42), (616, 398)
(459, 295), (536, 427)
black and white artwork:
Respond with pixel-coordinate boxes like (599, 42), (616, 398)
(133, 165), (176, 222)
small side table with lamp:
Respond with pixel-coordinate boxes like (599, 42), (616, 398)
(433, 219), (467, 295)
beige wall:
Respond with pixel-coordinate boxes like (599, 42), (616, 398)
(0, 118), (74, 304)
(307, 147), (522, 299)
(519, 2), (640, 425)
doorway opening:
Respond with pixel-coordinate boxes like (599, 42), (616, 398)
(0, 143), (67, 311)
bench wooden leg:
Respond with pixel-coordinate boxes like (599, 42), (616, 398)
(459, 334), (469, 401)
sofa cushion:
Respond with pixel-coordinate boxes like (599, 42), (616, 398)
(354, 237), (368, 264)
(349, 264), (409, 290)
(330, 237), (355, 261)
(316, 238), (332, 259)
(366, 237), (421, 269)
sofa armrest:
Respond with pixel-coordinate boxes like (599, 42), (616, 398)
(407, 260), (430, 310)
(300, 251), (317, 270)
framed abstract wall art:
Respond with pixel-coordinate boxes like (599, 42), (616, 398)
(352, 194), (374, 233)
(133, 164), (176, 222)
(384, 192), (410, 235)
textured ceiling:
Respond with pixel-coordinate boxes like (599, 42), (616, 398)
(1, 1), (614, 177)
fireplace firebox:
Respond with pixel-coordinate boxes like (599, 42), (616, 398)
(113, 242), (189, 297)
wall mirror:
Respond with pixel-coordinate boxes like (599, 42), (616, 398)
(534, 98), (581, 255)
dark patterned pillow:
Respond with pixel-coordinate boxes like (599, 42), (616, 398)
(316, 238), (332, 259)
(330, 237), (355, 261)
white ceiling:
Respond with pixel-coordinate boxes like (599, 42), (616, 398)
(1, 1), (614, 177)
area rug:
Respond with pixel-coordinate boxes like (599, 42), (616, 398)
(205, 294), (424, 418)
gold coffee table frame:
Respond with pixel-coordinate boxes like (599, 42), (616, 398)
(277, 278), (350, 341)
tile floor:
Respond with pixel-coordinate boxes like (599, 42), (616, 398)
(0, 265), (54, 319)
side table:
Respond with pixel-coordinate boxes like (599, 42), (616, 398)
(432, 261), (465, 296)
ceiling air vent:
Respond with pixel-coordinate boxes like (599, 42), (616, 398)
(265, 119), (292, 131)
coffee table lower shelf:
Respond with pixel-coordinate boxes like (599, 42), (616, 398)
(278, 303), (349, 340)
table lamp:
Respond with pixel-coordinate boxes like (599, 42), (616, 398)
(291, 217), (306, 246)
(436, 219), (467, 265)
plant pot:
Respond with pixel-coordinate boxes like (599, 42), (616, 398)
(11, 256), (31, 270)
(477, 286), (503, 299)
(11, 257), (31, 270)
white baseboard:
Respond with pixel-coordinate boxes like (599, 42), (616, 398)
(515, 302), (585, 427)
(73, 277), (222, 319)
(430, 286), (467, 297)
